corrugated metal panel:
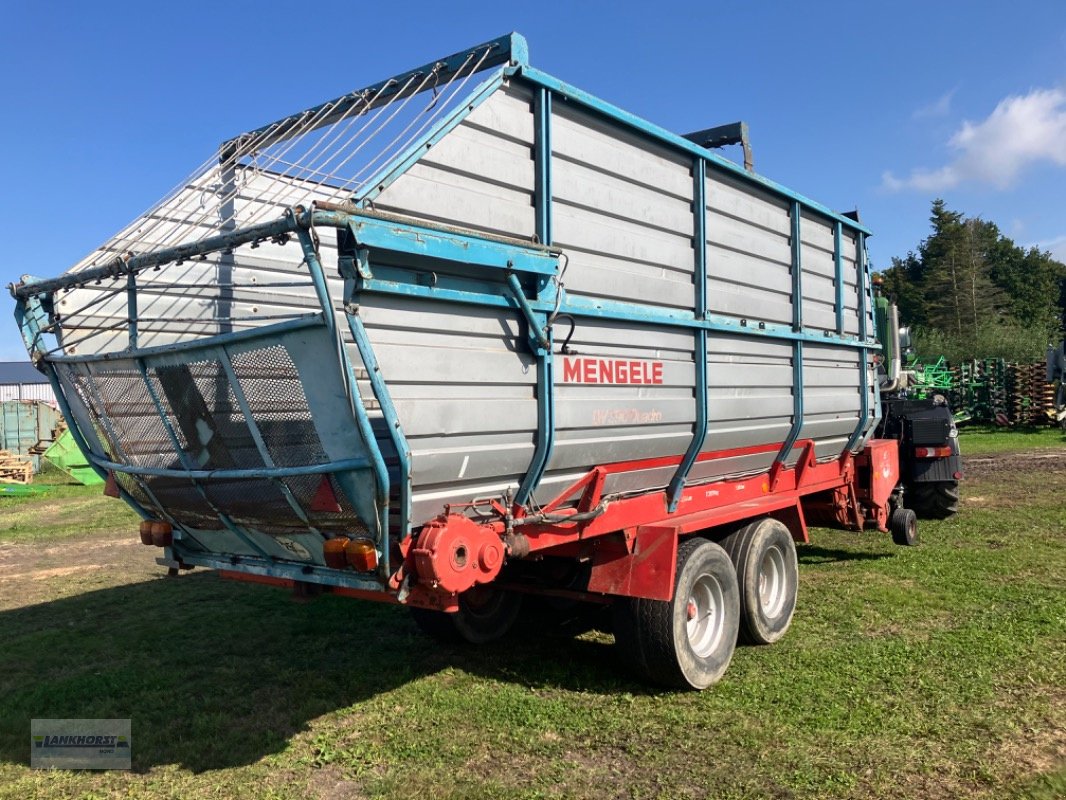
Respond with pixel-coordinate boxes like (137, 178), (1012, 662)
(374, 82), (536, 240)
(552, 102), (695, 310)
(0, 383), (57, 404)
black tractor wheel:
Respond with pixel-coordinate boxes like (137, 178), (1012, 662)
(719, 518), (799, 645)
(890, 507), (919, 547)
(613, 538), (739, 690)
(409, 585), (522, 644)
(907, 480), (960, 519)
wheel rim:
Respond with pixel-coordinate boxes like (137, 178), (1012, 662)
(685, 573), (727, 657)
(758, 544), (787, 618)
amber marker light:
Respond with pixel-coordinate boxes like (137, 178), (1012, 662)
(139, 520), (155, 545)
(150, 521), (173, 547)
(322, 537), (350, 569)
(345, 539), (379, 572)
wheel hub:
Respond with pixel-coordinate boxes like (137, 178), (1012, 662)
(758, 544), (787, 617)
(685, 574), (726, 658)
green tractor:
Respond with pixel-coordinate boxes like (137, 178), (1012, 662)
(1048, 339), (1066, 430)
(872, 278), (962, 519)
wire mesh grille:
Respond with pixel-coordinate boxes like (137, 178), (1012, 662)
(61, 342), (373, 538)
(229, 345), (328, 467)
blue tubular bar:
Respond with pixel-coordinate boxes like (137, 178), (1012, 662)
(505, 272), (550, 351)
(773, 202), (806, 468)
(834, 222), (845, 335)
(343, 308), (411, 541)
(220, 33), (529, 156)
(668, 158), (709, 511)
(846, 232), (872, 452)
(86, 454), (372, 481)
(51, 314), (323, 363)
(295, 228), (337, 337)
(514, 89), (555, 507)
(298, 225), (394, 565)
(354, 272), (879, 350)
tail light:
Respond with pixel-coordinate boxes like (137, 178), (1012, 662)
(150, 521), (173, 547)
(322, 537), (350, 569)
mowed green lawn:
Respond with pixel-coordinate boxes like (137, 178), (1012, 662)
(0, 430), (1062, 799)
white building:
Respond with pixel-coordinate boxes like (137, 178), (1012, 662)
(0, 362), (57, 405)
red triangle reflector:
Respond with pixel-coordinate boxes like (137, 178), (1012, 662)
(103, 471), (121, 498)
(310, 475), (342, 513)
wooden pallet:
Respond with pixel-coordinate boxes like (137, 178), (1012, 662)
(0, 450), (33, 484)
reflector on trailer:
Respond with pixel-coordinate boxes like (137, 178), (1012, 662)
(914, 446), (953, 458)
(310, 476), (342, 513)
(103, 471), (120, 498)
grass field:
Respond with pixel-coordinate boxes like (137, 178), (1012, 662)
(0, 432), (1062, 799)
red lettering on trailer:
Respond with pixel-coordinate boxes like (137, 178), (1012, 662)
(562, 357), (664, 385)
(562, 358), (582, 383)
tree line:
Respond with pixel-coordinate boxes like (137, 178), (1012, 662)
(878, 199), (1066, 363)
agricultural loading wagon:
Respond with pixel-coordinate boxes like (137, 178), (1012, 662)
(12, 34), (937, 689)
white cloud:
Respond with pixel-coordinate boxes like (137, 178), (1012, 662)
(1034, 234), (1066, 263)
(884, 87), (1066, 191)
(912, 88), (956, 119)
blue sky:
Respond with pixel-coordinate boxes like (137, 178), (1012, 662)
(0, 1), (1063, 360)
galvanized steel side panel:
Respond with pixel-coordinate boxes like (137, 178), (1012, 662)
(352, 293), (537, 522)
(551, 102), (696, 310)
(372, 82), (537, 240)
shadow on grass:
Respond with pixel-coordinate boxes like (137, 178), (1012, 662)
(0, 572), (632, 773)
(797, 545), (892, 565)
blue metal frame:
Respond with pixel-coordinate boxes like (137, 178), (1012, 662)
(176, 550), (387, 593)
(846, 232), (874, 452)
(834, 221), (845, 335)
(514, 88), (555, 506)
(667, 158), (709, 511)
(771, 202), (807, 469)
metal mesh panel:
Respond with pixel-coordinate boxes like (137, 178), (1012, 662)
(113, 471), (159, 516)
(54, 341), (374, 538)
(150, 359), (264, 470)
(147, 477), (223, 530)
(229, 345), (328, 467)
(87, 366), (182, 467)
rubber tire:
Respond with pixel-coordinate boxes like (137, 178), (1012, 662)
(907, 480), (960, 520)
(890, 507), (919, 547)
(409, 585), (522, 645)
(613, 538), (739, 690)
(719, 518), (799, 645)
